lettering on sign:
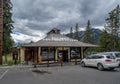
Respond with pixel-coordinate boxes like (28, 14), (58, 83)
(43, 37), (78, 41)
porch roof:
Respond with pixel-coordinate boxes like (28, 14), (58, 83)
(23, 34), (98, 47)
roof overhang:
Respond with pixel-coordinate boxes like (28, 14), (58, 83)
(22, 34), (99, 48)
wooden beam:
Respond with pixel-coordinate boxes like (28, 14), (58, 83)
(81, 47), (84, 59)
(68, 47), (70, 61)
(55, 47), (58, 62)
(20, 47), (25, 64)
(47, 47), (50, 67)
(38, 47), (42, 64)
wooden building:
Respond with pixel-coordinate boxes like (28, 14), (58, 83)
(20, 28), (98, 64)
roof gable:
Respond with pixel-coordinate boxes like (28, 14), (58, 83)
(47, 28), (60, 35)
(23, 28), (98, 47)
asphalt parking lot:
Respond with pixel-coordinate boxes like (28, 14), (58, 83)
(0, 65), (120, 84)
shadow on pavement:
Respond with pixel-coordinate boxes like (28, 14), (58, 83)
(32, 69), (52, 74)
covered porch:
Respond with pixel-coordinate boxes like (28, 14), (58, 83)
(21, 47), (84, 64)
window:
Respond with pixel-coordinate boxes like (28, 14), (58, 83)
(86, 55), (93, 59)
(106, 55), (115, 59)
(70, 47), (80, 59)
(41, 47), (55, 61)
(115, 53), (120, 58)
(91, 56), (97, 59)
(97, 56), (104, 59)
(87, 55), (104, 59)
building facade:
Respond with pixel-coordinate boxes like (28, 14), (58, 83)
(20, 28), (98, 64)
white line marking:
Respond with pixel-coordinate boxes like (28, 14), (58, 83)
(0, 69), (9, 80)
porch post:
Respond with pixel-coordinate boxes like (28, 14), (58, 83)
(18, 48), (21, 63)
(38, 47), (42, 64)
(68, 47), (70, 62)
(47, 47), (50, 67)
(55, 47), (58, 62)
(81, 47), (84, 59)
(20, 47), (25, 64)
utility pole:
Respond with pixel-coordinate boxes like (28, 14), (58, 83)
(0, 0), (3, 65)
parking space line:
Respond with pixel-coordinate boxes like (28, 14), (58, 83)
(0, 69), (9, 80)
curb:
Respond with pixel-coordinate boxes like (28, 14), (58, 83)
(0, 66), (13, 69)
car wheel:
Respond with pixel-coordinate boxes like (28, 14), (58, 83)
(81, 62), (85, 67)
(97, 63), (104, 71)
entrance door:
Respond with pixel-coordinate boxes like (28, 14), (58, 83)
(59, 50), (68, 62)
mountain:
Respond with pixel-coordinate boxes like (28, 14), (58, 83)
(66, 28), (103, 44)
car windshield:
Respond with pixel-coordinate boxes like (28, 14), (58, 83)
(115, 53), (120, 58)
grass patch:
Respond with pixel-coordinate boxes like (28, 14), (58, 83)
(2, 54), (19, 66)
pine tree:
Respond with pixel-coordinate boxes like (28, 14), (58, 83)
(75, 23), (79, 40)
(105, 5), (120, 51)
(70, 27), (73, 38)
(83, 20), (93, 43)
(99, 30), (111, 51)
(3, 0), (14, 63)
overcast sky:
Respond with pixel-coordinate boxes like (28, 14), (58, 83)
(11, 0), (120, 43)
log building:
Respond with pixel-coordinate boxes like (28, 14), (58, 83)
(20, 28), (98, 64)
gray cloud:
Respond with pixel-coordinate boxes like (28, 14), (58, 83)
(11, 0), (120, 41)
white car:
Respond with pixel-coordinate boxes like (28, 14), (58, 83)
(97, 51), (120, 66)
(81, 54), (119, 71)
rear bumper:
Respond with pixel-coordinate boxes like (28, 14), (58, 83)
(118, 61), (120, 65)
(103, 63), (119, 68)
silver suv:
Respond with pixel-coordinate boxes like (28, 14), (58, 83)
(81, 54), (118, 71)
(98, 52), (120, 66)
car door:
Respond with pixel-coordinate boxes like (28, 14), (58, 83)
(85, 55), (94, 66)
(89, 55), (98, 67)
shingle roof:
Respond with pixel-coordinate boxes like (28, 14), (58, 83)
(23, 34), (98, 47)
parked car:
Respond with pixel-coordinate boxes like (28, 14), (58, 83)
(97, 51), (120, 66)
(81, 54), (119, 71)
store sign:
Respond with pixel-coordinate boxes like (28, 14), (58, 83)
(43, 37), (78, 42)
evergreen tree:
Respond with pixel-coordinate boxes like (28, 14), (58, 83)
(83, 20), (93, 43)
(70, 27), (73, 38)
(105, 5), (120, 51)
(3, 0), (14, 63)
(75, 23), (79, 40)
(99, 30), (111, 51)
